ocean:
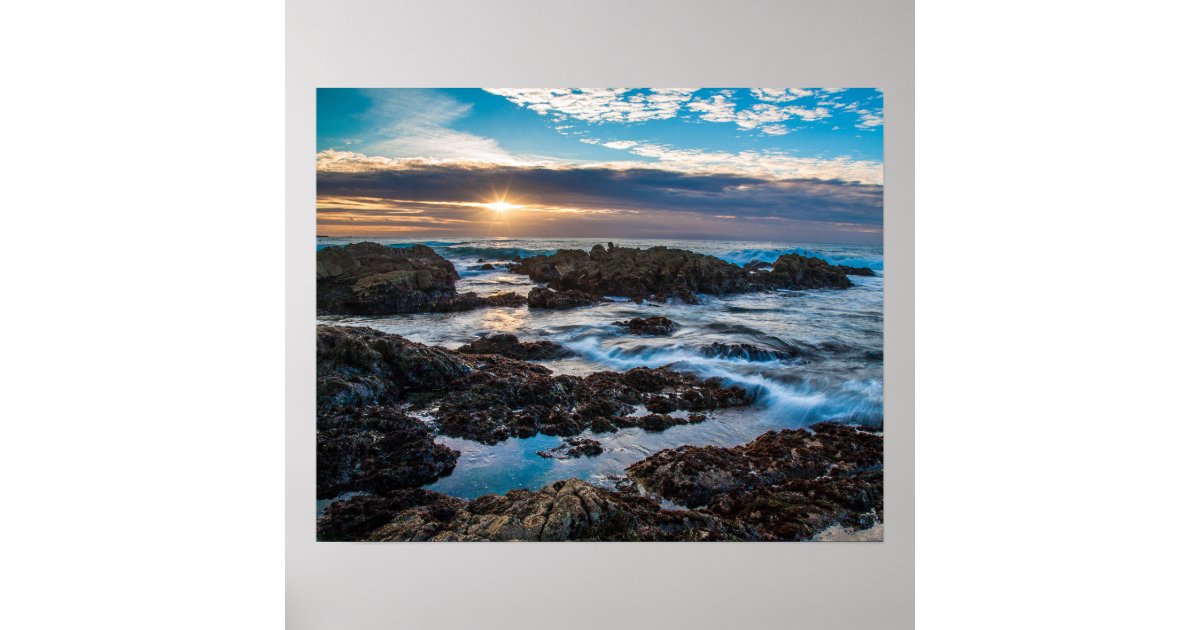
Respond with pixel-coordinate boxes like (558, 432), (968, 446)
(316, 237), (883, 504)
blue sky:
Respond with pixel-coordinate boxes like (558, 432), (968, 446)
(316, 88), (883, 242)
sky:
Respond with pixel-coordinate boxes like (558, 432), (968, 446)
(316, 88), (883, 243)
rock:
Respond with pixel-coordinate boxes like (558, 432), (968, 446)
(318, 326), (751, 444)
(317, 243), (526, 314)
(698, 341), (805, 362)
(536, 437), (603, 460)
(364, 478), (747, 542)
(433, 364), (750, 444)
(317, 406), (458, 499)
(757, 253), (853, 290)
(317, 324), (474, 415)
(613, 316), (677, 335)
(527, 287), (605, 309)
(834, 264), (876, 277)
(317, 423), (883, 541)
(317, 489), (465, 541)
(513, 243), (854, 302)
(626, 422), (882, 508)
(458, 333), (571, 360)
(479, 263), (496, 270)
(743, 259), (771, 272)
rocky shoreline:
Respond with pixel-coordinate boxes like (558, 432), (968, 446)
(317, 241), (870, 315)
(315, 241), (883, 541)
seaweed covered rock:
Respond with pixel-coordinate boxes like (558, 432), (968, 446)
(512, 243), (855, 303)
(365, 478), (746, 542)
(626, 422), (883, 508)
(317, 324), (473, 415)
(458, 333), (570, 360)
(757, 253), (853, 290)
(536, 437), (603, 460)
(432, 364), (751, 444)
(317, 326), (752, 444)
(527, 287), (605, 309)
(613, 316), (677, 336)
(317, 242), (526, 314)
(317, 406), (458, 499)
(317, 488), (465, 541)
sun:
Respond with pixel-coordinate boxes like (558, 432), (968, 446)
(483, 200), (521, 213)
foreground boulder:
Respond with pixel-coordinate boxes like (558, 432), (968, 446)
(318, 325), (752, 444)
(317, 324), (474, 415)
(322, 478), (746, 542)
(317, 242), (525, 314)
(613, 316), (677, 336)
(457, 333), (571, 360)
(512, 243), (856, 303)
(317, 406), (458, 499)
(623, 423), (884, 540)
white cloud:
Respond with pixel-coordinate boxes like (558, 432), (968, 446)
(316, 144), (883, 186)
(733, 103), (830, 130)
(601, 140), (639, 150)
(751, 88), (814, 102)
(685, 94), (737, 123)
(760, 125), (790, 136)
(615, 143), (882, 185)
(484, 88), (697, 123)
(356, 90), (519, 163)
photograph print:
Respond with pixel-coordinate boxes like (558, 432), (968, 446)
(315, 88), (884, 542)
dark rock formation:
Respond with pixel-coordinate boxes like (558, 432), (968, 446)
(527, 287), (605, 309)
(834, 264), (876, 277)
(511, 243), (856, 303)
(362, 478), (747, 542)
(317, 242), (526, 314)
(317, 488), (465, 542)
(536, 437), (603, 460)
(317, 406), (458, 499)
(613, 316), (677, 336)
(317, 324), (474, 416)
(318, 326), (751, 444)
(698, 341), (805, 362)
(458, 333), (571, 360)
(625, 422), (884, 540)
(627, 422), (882, 507)
(433, 364), (751, 444)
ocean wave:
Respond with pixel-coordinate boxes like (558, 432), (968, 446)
(716, 247), (883, 271)
(439, 245), (560, 260)
(561, 336), (881, 426)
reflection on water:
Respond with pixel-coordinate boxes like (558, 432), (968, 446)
(316, 238), (883, 501)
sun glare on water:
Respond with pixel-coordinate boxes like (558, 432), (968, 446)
(484, 200), (521, 213)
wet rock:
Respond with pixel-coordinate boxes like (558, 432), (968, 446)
(698, 341), (803, 362)
(626, 422), (882, 508)
(742, 259), (771, 272)
(318, 326), (751, 444)
(317, 243), (526, 314)
(433, 364), (750, 444)
(834, 264), (876, 277)
(758, 253), (853, 290)
(317, 324), (473, 415)
(317, 407), (458, 499)
(458, 333), (571, 360)
(613, 316), (677, 336)
(527, 286), (605, 309)
(513, 243), (854, 303)
(625, 423), (884, 540)
(365, 478), (747, 542)
(317, 488), (465, 542)
(536, 437), (603, 460)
